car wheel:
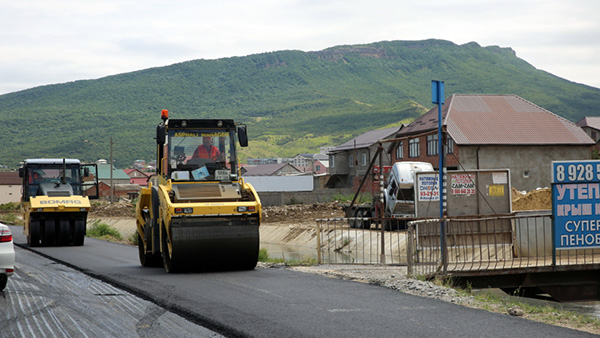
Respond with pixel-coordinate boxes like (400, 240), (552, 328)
(0, 274), (7, 291)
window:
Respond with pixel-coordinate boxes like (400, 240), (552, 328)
(445, 137), (454, 154)
(409, 138), (420, 158)
(427, 134), (438, 156)
(349, 154), (354, 167)
(361, 153), (367, 166)
(593, 131), (598, 141)
(396, 141), (403, 159)
(330, 156), (335, 168)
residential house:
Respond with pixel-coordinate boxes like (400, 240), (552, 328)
(390, 94), (594, 192)
(242, 163), (302, 177)
(124, 168), (151, 186)
(294, 154), (329, 174)
(576, 116), (600, 154)
(288, 154), (314, 169)
(96, 164), (131, 185)
(327, 126), (400, 189)
(88, 164), (135, 199)
(0, 171), (21, 204)
(247, 158), (285, 165)
(95, 182), (141, 200)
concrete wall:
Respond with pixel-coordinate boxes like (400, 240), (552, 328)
(415, 169), (512, 218)
(258, 188), (354, 206)
(0, 185), (21, 204)
(244, 176), (313, 192)
(459, 145), (591, 192)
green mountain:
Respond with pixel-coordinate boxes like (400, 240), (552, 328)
(1, 39), (599, 169)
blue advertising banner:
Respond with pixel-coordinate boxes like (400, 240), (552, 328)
(552, 160), (600, 250)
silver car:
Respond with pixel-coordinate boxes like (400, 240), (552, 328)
(0, 223), (15, 291)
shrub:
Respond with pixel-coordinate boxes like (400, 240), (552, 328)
(87, 221), (123, 241)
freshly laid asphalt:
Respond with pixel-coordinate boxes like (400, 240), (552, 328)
(7, 225), (597, 338)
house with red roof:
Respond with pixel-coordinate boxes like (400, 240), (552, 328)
(390, 94), (594, 191)
(124, 168), (151, 186)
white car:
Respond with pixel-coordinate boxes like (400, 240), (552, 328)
(0, 223), (15, 291)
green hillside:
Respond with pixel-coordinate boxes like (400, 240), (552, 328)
(1, 39), (598, 168)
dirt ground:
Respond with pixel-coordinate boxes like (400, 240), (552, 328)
(91, 188), (550, 219)
(90, 200), (347, 221)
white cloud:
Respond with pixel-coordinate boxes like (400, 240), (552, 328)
(0, 0), (599, 94)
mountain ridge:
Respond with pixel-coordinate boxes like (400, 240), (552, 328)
(1, 39), (598, 168)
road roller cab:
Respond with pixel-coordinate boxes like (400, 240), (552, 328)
(136, 110), (261, 272)
(19, 158), (99, 246)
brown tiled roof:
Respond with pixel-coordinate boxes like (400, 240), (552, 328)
(242, 163), (301, 176)
(577, 116), (600, 130)
(0, 171), (21, 185)
(399, 94), (594, 145)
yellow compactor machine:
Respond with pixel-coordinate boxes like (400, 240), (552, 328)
(20, 158), (99, 246)
(136, 110), (261, 272)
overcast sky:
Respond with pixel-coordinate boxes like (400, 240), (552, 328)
(1, 0), (599, 95)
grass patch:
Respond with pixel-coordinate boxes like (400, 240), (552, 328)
(331, 193), (373, 204)
(469, 289), (600, 331)
(430, 276), (600, 333)
(0, 202), (20, 212)
(0, 202), (23, 226)
(128, 231), (139, 245)
(0, 212), (23, 226)
(87, 220), (123, 241)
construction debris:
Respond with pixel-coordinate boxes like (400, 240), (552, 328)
(511, 188), (551, 211)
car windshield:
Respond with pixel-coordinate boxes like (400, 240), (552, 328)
(166, 129), (237, 181)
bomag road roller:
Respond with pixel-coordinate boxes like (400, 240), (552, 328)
(136, 110), (261, 272)
(20, 158), (99, 246)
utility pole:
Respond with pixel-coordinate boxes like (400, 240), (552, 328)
(110, 137), (114, 203)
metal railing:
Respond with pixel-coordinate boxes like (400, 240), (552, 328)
(316, 213), (600, 278)
(316, 217), (409, 265)
(407, 213), (600, 277)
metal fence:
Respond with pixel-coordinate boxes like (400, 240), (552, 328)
(316, 217), (409, 265)
(407, 213), (600, 277)
(316, 213), (600, 278)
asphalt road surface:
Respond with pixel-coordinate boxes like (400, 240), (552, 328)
(6, 226), (597, 338)
(0, 246), (223, 337)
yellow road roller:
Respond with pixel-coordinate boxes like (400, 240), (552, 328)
(136, 110), (261, 272)
(20, 158), (99, 246)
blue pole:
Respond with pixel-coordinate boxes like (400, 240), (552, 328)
(431, 80), (445, 269)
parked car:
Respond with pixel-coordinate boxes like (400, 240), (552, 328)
(0, 223), (15, 291)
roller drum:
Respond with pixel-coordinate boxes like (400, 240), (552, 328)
(168, 216), (260, 271)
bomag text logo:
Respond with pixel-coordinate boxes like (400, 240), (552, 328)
(40, 200), (82, 205)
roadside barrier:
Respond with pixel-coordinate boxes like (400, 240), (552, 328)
(317, 213), (600, 279)
(316, 217), (409, 265)
(406, 213), (600, 277)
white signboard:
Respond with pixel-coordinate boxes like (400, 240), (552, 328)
(417, 173), (439, 201)
(451, 173), (476, 195)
